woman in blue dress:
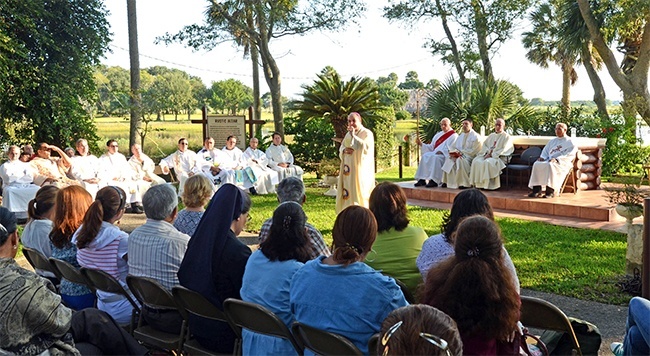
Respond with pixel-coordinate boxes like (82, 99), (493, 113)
(240, 201), (311, 355)
(290, 205), (409, 354)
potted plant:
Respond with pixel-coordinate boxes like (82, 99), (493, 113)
(604, 184), (648, 223)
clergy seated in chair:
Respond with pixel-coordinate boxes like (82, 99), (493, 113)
(222, 136), (259, 194)
(266, 132), (303, 181)
(414, 118), (458, 188)
(243, 138), (279, 195)
(528, 123), (578, 199)
(442, 119), (482, 189)
(196, 136), (235, 191)
(469, 118), (514, 190)
(0, 146), (41, 221)
(160, 137), (201, 196)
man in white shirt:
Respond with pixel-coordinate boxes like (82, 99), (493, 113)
(71, 138), (102, 198)
(30, 142), (76, 187)
(128, 143), (165, 197)
(160, 138), (200, 196)
(195, 137), (234, 190)
(243, 137), (278, 195)
(98, 139), (143, 213)
(0, 145), (40, 220)
(528, 123), (578, 198)
(414, 117), (458, 188)
(469, 118), (514, 190)
(221, 135), (257, 193)
(265, 132), (303, 180)
(442, 119), (482, 189)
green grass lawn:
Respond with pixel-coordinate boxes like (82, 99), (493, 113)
(249, 168), (629, 305)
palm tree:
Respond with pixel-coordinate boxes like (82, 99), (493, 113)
(422, 77), (537, 139)
(558, 0), (609, 119)
(522, 1), (579, 117)
(288, 70), (386, 141)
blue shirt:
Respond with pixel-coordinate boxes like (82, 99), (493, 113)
(51, 242), (93, 297)
(290, 256), (409, 354)
(241, 250), (303, 355)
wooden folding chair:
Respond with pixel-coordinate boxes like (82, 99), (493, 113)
(560, 154), (579, 196)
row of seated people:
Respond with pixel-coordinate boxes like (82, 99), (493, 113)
(17, 169), (525, 355)
(414, 118), (577, 198)
(0, 132), (304, 220)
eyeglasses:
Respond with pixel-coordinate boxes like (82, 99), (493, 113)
(110, 144), (119, 148)
(381, 321), (451, 356)
(246, 213), (252, 222)
(180, 142), (189, 145)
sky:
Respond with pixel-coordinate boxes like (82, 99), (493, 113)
(102, 0), (625, 102)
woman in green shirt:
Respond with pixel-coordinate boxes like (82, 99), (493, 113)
(367, 182), (428, 297)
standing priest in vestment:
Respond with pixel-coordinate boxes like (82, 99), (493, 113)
(469, 118), (514, 190)
(528, 123), (577, 198)
(335, 112), (375, 213)
(442, 119), (482, 189)
(414, 117), (458, 188)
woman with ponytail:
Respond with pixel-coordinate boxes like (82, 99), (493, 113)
(290, 205), (408, 354)
(421, 215), (520, 355)
(241, 201), (311, 355)
(21, 185), (58, 282)
(73, 185), (132, 324)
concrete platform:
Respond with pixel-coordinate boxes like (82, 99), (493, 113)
(398, 181), (636, 233)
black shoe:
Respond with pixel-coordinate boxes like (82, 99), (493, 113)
(130, 203), (144, 214)
(414, 179), (426, 187)
(528, 186), (542, 198)
(543, 193), (555, 198)
(426, 180), (438, 188)
(458, 186), (467, 189)
(16, 218), (27, 225)
(441, 183), (447, 188)
(249, 187), (258, 195)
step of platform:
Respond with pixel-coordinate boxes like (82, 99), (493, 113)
(399, 182), (617, 222)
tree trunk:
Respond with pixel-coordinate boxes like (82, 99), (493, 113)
(561, 59), (572, 117)
(127, 0), (141, 150)
(256, 16), (284, 137)
(471, 0), (493, 82)
(576, 0), (650, 123)
(581, 43), (609, 119)
(248, 12), (262, 124)
(436, 0), (465, 84)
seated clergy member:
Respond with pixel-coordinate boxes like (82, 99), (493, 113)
(0, 145), (40, 221)
(196, 136), (235, 189)
(128, 184), (189, 334)
(71, 138), (102, 198)
(98, 140), (143, 213)
(129, 143), (165, 196)
(222, 135), (257, 194)
(414, 117), (457, 188)
(442, 119), (482, 189)
(469, 118), (514, 190)
(528, 123), (578, 198)
(31, 142), (77, 187)
(160, 137), (200, 196)
(266, 132), (304, 180)
(243, 137), (279, 195)
(259, 176), (330, 258)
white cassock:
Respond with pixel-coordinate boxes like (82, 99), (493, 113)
(243, 147), (279, 194)
(0, 160), (40, 219)
(469, 131), (514, 190)
(196, 148), (235, 190)
(336, 127), (375, 213)
(414, 130), (458, 184)
(98, 152), (140, 203)
(222, 146), (255, 190)
(442, 130), (482, 189)
(528, 136), (577, 192)
(265, 144), (304, 180)
(128, 153), (165, 197)
(71, 154), (103, 198)
(160, 150), (200, 196)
